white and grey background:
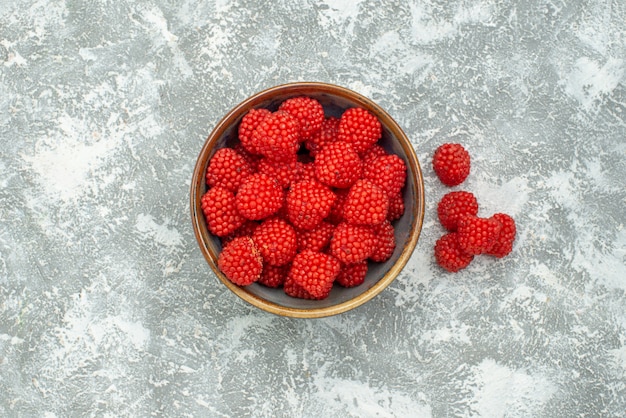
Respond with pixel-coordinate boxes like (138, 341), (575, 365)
(1, 0), (625, 416)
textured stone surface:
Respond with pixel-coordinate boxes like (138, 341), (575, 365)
(1, 0), (625, 416)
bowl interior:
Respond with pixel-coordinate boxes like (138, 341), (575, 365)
(191, 83), (424, 317)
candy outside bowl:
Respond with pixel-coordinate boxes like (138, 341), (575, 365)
(190, 82), (425, 318)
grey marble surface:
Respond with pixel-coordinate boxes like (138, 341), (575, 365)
(1, 0), (626, 417)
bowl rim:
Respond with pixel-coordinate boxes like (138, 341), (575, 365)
(190, 81), (425, 318)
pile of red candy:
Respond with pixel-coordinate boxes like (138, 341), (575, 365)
(200, 96), (408, 300)
(432, 143), (517, 272)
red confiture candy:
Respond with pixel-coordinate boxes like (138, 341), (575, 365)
(205, 97), (411, 299)
(432, 143), (471, 187)
(432, 144), (517, 272)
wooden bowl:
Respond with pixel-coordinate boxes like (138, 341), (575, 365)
(190, 82), (425, 318)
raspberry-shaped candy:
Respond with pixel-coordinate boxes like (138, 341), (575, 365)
(330, 222), (376, 264)
(251, 110), (300, 161)
(486, 213), (516, 258)
(337, 107), (382, 155)
(217, 237), (263, 285)
(432, 143), (471, 186)
(205, 147), (254, 192)
(221, 220), (259, 246)
(296, 221), (334, 252)
(239, 108), (271, 154)
(364, 154), (407, 197)
(201, 187), (245, 237)
(343, 179), (389, 226)
(252, 218), (297, 266)
(288, 250), (340, 299)
(314, 141), (363, 188)
(326, 188), (349, 225)
(234, 144), (261, 172)
(284, 277), (317, 300)
(435, 233), (474, 272)
(278, 96), (325, 139)
(296, 162), (317, 183)
(258, 157), (299, 189)
(336, 261), (368, 287)
(236, 173), (284, 220)
(258, 264), (290, 288)
(387, 192), (405, 221)
(370, 221), (396, 262)
(286, 180), (336, 230)
(305, 116), (339, 156)
(437, 191), (479, 231)
(457, 215), (502, 255)
(362, 144), (387, 166)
